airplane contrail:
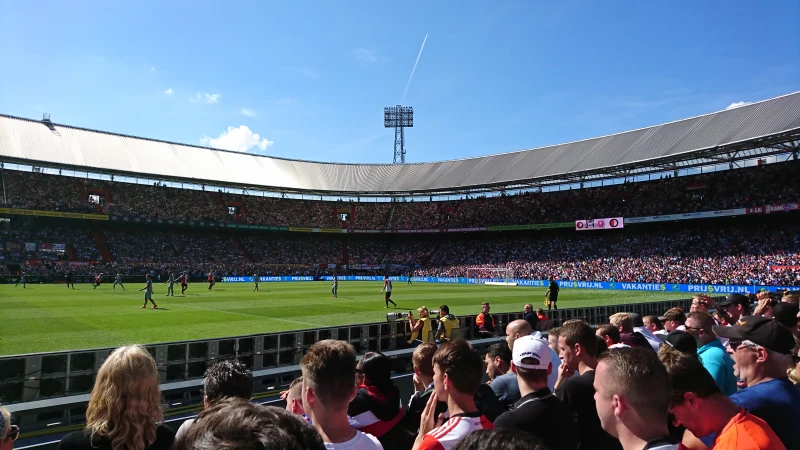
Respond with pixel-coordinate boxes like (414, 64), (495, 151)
(401, 34), (428, 104)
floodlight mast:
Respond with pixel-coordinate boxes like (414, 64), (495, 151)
(384, 105), (413, 164)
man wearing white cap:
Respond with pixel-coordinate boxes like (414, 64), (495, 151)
(493, 335), (578, 450)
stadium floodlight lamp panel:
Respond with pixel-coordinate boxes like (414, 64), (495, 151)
(384, 105), (414, 164)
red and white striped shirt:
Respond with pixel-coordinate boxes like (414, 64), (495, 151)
(417, 412), (494, 450)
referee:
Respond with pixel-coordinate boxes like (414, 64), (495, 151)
(545, 276), (559, 311)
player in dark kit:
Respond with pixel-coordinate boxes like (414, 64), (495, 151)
(180, 271), (189, 295)
(545, 276), (559, 310)
(65, 271), (75, 289)
(207, 270), (215, 291)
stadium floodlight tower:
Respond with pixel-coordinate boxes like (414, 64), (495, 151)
(384, 105), (413, 164)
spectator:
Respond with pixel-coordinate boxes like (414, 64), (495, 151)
(450, 429), (548, 450)
(57, 345), (175, 450)
(772, 302), (800, 340)
(349, 352), (406, 450)
(555, 320), (622, 450)
(406, 343), (446, 434)
(596, 324), (625, 349)
(413, 340), (494, 450)
(284, 377), (308, 419)
(690, 295), (711, 313)
(476, 302), (496, 337)
(1, 404), (18, 450)
(173, 397), (325, 450)
(494, 335), (578, 450)
(175, 360), (253, 439)
(523, 303), (538, 331)
(684, 312), (737, 396)
(484, 343), (521, 410)
(628, 313), (662, 352)
(709, 293), (750, 326)
(536, 309), (550, 331)
(504, 320), (532, 352)
(300, 340), (383, 450)
(659, 349), (786, 450)
(643, 316), (664, 335)
(710, 316), (800, 449)
(594, 348), (678, 450)
(660, 331), (699, 359)
(659, 309), (686, 335)
(436, 305), (460, 343)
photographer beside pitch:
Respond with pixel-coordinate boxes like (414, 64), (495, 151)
(407, 307), (435, 346)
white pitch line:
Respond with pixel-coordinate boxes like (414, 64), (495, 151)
(173, 302), (321, 328)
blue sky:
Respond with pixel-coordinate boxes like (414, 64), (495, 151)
(1, 1), (798, 164)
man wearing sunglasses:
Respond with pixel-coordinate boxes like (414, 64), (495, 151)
(1, 405), (19, 450)
(698, 316), (800, 450)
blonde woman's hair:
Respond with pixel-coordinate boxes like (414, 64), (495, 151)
(418, 306), (429, 316)
(1, 404), (10, 441)
(86, 345), (163, 450)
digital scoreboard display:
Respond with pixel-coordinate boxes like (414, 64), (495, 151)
(575, 217), (624, 231)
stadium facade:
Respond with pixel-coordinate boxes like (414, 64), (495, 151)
(1, 91), (799, 197)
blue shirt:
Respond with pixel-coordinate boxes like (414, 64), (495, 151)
(700, 378), (800, 449)
(490, 372), (521, 410)
(697, 339), (736, 396)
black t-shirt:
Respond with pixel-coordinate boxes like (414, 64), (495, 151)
(57, 425), (175, 450)
(524, 312), (539, 330)
(494, 388), (578, 450)
(547, 281), (560, 300)
(555, 371), (621, 450)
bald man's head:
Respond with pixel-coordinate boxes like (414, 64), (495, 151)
(505, 319), (533, 350)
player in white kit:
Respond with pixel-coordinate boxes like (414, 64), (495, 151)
(380, 275), (397, 308)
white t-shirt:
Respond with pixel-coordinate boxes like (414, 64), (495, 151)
(325, 430), (384, 450)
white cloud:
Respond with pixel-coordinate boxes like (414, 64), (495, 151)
(164, 88), (173, 95)
(190, 92), (220, 104)
(292, 67), (319, 79)
(150, 66), (156, 72)
(200, 125), (273, 153)
(240, 108), (256, 117)
(351, 48), (378, 64)
(725, 101), (751, 110)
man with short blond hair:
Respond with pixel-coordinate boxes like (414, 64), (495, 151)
(301, 340), (383, 450)
(595, 348), (677, 450)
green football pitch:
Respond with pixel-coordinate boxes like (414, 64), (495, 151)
(0, 281), (690, 356)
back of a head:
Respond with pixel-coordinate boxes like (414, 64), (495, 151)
(663, 308), (686, 323)
(204, 360), (253, 403)
(773, 302), (800, 329)
(596, 324), (621, 344)
(413, 342), (437, 377)
(609, 313), (633, 333)
(440, 305), (450, 315)
(175, 398), (325, 450)
(1, 404), (10, 442)
(508, 319), (532, 336)
(560, 320), (598, 357)
(87, 345), (162, 450)
(358, 352), (394, 394)
(597, 348), (670, 422)
(433, 340), (483, 395)
(300, 340), (356, 409)
(658, 347), (721, 402)
(451, 429), (548, 450)
(485, 342), (512, 365)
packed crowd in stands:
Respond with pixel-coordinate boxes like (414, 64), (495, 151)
(4, 294), (798, 450)
(3, 160), (799, 230)
(4, 223), (800, 286)
(421, 225), (800, 286)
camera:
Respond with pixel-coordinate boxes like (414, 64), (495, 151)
(386, 312), (409, 322)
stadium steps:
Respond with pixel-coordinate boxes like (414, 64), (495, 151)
(233, 236), (254, 262)
(75, 181), (87, 203)
(91, 230), (114, 262)
(66, 245), (77, 261)
(342, 239), (349, 264)
(424, 242), (441, 265)
(385, 201), (396, 229)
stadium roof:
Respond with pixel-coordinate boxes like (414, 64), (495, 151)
(1, 92), (799, 196)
